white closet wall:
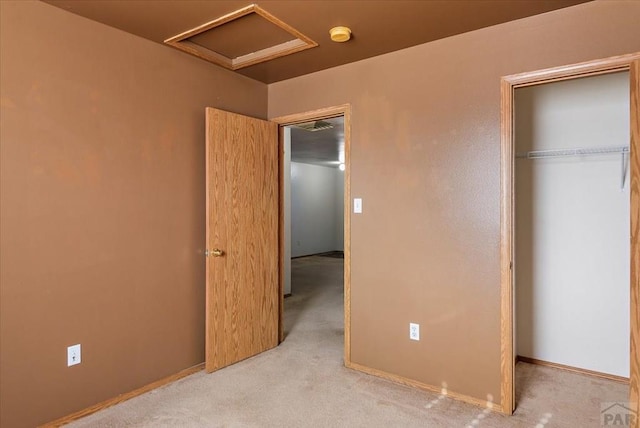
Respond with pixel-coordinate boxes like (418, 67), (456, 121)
(515, 72), (630, 377)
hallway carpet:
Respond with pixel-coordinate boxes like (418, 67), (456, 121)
(68, 256), (628, 427)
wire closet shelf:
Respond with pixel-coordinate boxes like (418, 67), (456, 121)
(515, 145), (630, 190)
(515, 145), (629, 159)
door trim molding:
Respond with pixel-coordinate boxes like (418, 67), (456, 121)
(271, 104), (352, 366)
(500, 52), (640, 417)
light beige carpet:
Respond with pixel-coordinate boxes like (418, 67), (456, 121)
(68, 256), (629, 427)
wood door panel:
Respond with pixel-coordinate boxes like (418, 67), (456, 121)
(206, 108), (278, 372)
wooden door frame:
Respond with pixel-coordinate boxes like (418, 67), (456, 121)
(271, 104), (352, 366)
(500, 53), (640, 417)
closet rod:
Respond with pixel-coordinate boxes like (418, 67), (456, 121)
(515, 145), (628, 159)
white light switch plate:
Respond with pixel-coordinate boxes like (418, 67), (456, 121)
(354, 198), (362, 214)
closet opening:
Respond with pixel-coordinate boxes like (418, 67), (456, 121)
(499, 54), (639, 416)
(515, 70), (630, 403)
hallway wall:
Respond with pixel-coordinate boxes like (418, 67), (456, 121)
(291, 162), (344, 257)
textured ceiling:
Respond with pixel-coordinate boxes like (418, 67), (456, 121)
(290, 116), (344, 168)
(43, 0), (590, 84)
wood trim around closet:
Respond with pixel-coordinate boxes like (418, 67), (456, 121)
(500, 52), (640, 420)
(499, 76), (515, 414)
(630, 58), (640, 428)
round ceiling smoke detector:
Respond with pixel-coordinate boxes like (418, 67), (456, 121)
(329, 26), (352, 43)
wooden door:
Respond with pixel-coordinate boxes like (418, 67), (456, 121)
(205, 108), (279, 373)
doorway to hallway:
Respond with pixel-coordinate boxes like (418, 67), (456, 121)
(272, 105), (352, 365)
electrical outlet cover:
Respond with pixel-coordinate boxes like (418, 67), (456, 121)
(67, 344), (81, 367)
(409, 323), (420, 341)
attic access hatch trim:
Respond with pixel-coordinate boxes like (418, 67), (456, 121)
(164, 4), (317, 71)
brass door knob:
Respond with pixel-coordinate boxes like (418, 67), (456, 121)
(211, 249), (224, 257)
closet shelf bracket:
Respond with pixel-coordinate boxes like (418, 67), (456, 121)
(621, 149), (629, 191)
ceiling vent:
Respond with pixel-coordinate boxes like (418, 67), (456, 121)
(294, 120), (334, 132)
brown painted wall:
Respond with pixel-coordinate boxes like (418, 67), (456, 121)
(269, 0), (640, 406)
(0, 2), (266, 427)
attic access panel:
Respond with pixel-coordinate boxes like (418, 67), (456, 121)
(164, 4), (317, 70)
